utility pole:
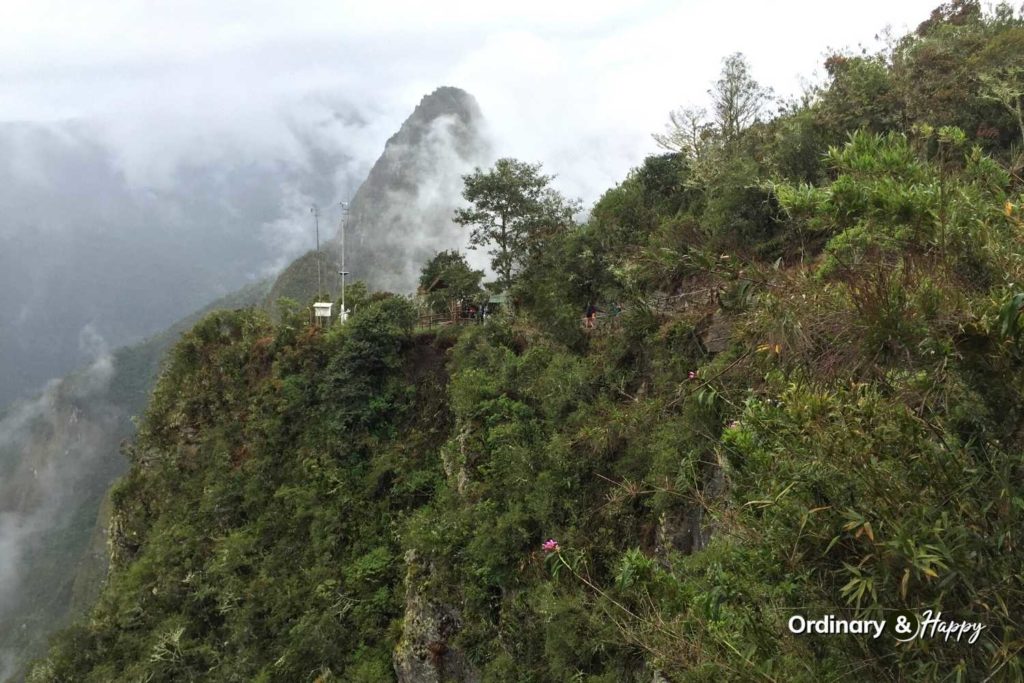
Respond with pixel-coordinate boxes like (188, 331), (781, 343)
(310, 204), (322, 297)
(338, 201), (350, 322)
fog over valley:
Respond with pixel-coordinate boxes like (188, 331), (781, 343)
(0, 109), (370, 405)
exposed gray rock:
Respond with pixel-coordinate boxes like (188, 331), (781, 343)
(394, 550), (480, 683)
(331, 86), (492, 294)
(656, 506), (709, 557)
(440, 427), (472, 496)
(700, 309), (734, 353)
(655, 451), (727, 558)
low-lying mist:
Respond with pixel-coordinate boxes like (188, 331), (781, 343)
(0, 100), (376, 407)
(0, 331), (118, 681)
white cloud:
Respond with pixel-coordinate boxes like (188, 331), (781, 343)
(0, 0), (940, 202)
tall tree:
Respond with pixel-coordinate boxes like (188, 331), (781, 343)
(711, 52), (772, 142)
(454, 158), (579, 291)
(418, 250), (484, 315)
(652, 105), (716, 167)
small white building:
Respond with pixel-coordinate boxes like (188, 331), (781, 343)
(313, 302), (333, 327)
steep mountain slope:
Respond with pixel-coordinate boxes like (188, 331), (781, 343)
(30, 149), (1024, 677)
(340, 86), (489, 292)
(0, 281), (271, 682)
(263, 250), (342, 313)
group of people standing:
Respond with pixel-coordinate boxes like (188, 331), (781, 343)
(463, 303), (491, 322)
(456, 300), (617, 328)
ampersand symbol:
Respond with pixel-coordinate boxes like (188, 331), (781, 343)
(895, 615), (912, 635)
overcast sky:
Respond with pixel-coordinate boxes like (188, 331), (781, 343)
(0, 0), (944, 203)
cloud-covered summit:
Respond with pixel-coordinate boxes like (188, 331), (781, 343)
(338, 86), (491, 292)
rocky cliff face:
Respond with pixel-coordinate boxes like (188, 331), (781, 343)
(327, 86), (490, 294)
(394, 551), (479, 683)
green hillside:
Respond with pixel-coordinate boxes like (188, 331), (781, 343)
(31, 4), (1024, 681)
(262, 250), (342, 315)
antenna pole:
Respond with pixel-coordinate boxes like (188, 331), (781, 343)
(339, 201), (349, 320)
(311, 204), (322, 297)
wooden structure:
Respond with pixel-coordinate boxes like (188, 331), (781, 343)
(415, 281), (512, 328)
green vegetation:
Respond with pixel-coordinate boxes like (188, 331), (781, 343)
(419, 251), (484, 315)
(455, 158), (580, 291)
(264, 250), (342, 315)
(32, 4), (1024, 681)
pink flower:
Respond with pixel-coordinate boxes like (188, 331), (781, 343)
(688, 371), (698, 380)
(542, 539), (560, 552)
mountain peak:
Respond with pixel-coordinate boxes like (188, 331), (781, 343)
(335, 87), (490, 292)
(381, 85), (484, 154)
(263, 86), (490, 306)
(415, 86), (481, 119)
